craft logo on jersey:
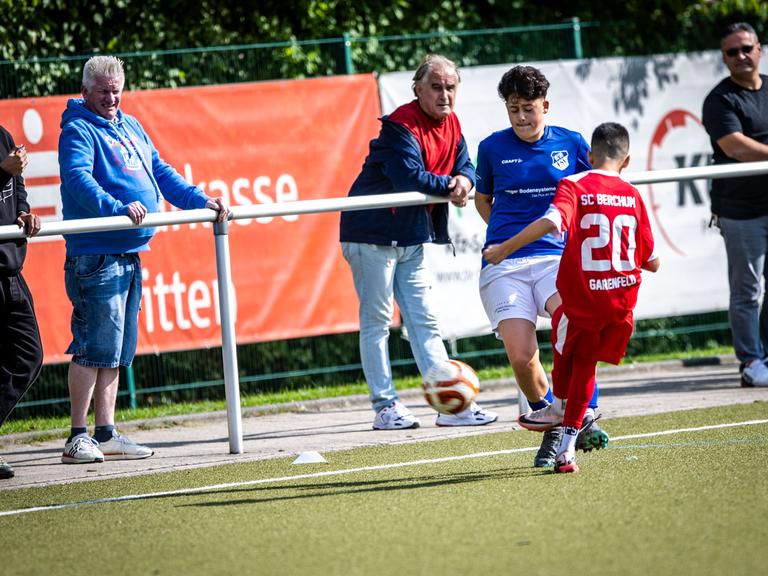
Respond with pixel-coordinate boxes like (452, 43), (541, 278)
(551, 150), (569, 171)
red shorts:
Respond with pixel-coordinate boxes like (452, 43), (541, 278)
(551, 307), (633, 365)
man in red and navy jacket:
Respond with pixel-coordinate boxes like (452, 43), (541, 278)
(340, 54), (498, 431)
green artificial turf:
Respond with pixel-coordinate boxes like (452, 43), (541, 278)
(2, 402), (766, 576)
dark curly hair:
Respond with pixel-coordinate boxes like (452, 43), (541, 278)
(497, 65), (550, 101)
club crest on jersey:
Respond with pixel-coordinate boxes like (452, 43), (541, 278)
(551, 150), (569, 171)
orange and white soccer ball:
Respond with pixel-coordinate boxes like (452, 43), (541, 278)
(422, 359), (480, 415)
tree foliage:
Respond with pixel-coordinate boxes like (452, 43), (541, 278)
(3, 0), (768, 61)
(1, 1), (767, 96)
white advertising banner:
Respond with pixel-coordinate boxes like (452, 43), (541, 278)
(379, 51), (768, 339)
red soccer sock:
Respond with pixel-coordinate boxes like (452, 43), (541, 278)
(551, 342), (570, 401)
(562, 354), (597, 429)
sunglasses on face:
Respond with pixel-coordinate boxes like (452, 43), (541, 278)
(725, 44), (755, 57)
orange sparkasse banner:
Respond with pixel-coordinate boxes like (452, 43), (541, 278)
(0, 75), (380, 363)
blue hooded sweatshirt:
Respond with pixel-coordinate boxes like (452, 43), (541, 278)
(59, 98), (210, 255)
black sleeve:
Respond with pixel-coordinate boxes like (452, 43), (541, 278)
(0, 126), (29, 214)
(702, 90), (743, 142)
(15, 172), (28, 215)
(0, 126), (13, 192)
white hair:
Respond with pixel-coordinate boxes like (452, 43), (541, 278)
(411, 54), (460, 95)
(82, 56), (125, 90)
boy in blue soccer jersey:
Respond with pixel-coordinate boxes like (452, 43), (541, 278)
(474, 65), (608, 467)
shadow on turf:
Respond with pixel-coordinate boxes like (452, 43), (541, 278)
(0, 418), (384, 460)
(598, 372), (737, 396)
(176, 465), (547, 509)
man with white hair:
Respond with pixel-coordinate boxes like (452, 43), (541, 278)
(340, 54), (498, 430)
(58, 56), (230, 463)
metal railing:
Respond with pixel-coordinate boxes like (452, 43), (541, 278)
(2, 160), (768, 452)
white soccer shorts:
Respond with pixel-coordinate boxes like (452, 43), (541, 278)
(479, 255), (560, 333)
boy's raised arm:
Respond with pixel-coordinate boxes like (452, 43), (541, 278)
(482, 217), (558, 265)
(642, 256), (661, 273)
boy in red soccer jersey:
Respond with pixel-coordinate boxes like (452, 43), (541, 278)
(483, 122), (660, 473)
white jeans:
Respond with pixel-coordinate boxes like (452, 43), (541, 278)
(341, 242), (448, 411)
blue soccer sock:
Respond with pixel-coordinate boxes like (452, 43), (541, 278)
(588, 382), (599, 410)
(529, 388), (554, 411)
(93, 425), (116, 443)
(68, 427), (87, 442)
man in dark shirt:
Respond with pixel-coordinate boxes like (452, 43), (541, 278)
(702, 22), (768, 387)
(0, 125), (43, 479)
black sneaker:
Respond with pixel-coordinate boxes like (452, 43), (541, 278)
(0, 455), (15, 479)
(575, 414), (609, 452)
(534, 427), (563, 467)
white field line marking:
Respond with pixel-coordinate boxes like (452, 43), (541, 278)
(2, 418), (766, 518)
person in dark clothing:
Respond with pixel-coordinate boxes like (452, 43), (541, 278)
(702, 22), (768, 387)
(0, 125), (43, 480)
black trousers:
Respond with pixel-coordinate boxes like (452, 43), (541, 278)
(0, 273), (43, 426)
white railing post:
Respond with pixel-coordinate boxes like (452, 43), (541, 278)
(213, 218), (243, 454)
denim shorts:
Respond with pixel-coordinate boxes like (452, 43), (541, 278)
(64, 253), (142, 368)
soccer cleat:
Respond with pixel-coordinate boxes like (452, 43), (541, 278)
(373, 401), (420, 430)
(0, 455), (14, 479)
(741, 358), (768, 387)
(533, 427), (563, 468)
(517, 404), (563, 432)
(61, 433), (104, 464)
(98, 430), (154, 460)
(554, 451), (579, 474)
(435, 402), (498, 427)
(576, 414), (610, 452)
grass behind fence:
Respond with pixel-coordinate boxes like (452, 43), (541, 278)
(9, 310), (732, 423)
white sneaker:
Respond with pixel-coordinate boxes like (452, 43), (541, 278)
(373, 401), (420, 430)
(742, 359), (768, 387)
(517, 404), (563, 432)
(435, 402), (498, 427)
(98, 431), (154, 460)
(61, 433), (104, 464)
